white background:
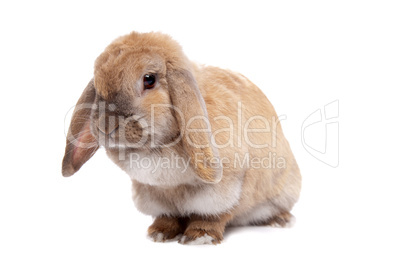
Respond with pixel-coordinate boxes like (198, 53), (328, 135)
(1, 0), (401, 267)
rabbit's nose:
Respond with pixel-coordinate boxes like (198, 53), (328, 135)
(97, 114), (119, 135)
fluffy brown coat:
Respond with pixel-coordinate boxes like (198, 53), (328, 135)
(62, 32), (301, 245)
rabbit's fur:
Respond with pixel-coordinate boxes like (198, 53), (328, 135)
(62, 32), (301, 245)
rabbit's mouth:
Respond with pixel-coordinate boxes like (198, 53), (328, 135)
(95, 114), (151, 149)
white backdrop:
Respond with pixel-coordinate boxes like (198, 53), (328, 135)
(1, 0), (401, 267)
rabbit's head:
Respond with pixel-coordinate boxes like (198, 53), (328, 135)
(62, 32), (222, 184)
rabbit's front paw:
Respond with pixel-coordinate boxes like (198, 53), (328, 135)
(148, 216), (185, 242)
(179, 228), (222, 245)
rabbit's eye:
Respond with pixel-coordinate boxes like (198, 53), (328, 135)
(143, 74), (156, 90)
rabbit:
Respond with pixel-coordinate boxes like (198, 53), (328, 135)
(62, 31), (301, 245)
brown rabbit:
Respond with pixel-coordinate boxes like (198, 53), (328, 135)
(62, 32), (301, 245)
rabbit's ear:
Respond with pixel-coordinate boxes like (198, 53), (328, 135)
(167, 64), (222, 184)
(62, 79), (99, 177)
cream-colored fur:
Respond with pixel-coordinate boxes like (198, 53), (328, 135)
(62, 31), (302, 243)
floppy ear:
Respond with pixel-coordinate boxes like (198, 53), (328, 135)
(62, 79), (99, 177)
(167, 64), (223, 184)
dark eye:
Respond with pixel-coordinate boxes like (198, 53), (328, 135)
(143, 74), (156, 90)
